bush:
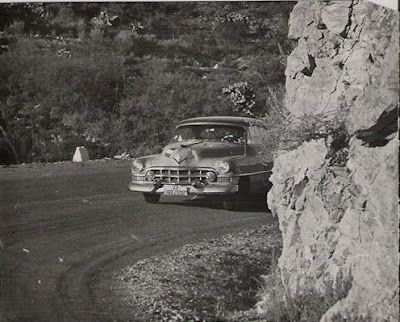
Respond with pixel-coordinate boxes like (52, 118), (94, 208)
(222, 81), (257, 116)
(259, 91), (350, 164)
(258, 269), (354, 322)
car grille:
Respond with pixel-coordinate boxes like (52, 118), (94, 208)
(148, 168), (218, 184)
(216, 177), (231, 183)
(132, 175), (146, 181)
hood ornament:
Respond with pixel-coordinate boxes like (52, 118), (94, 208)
(164, 147), (194, 164)
(173, 153), (186, 164)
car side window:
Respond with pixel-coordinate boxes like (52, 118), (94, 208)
(248, 125), (264, 145)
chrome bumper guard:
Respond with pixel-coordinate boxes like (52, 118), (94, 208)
(129, 181), (239, 195)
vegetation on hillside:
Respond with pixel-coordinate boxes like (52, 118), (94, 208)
(118, 224), (282, 321)
(0, 2), (294, 164)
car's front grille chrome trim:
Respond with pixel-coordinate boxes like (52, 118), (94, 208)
(147, 167), (218, 185)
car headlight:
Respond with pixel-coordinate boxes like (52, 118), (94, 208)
(215, 160), (230, 174)
(145, 170), (156, 181)
(205, 171), (217, 182)
(132, 159), (144, 172)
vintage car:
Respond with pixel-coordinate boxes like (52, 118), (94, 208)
(129, 116), (273, 210)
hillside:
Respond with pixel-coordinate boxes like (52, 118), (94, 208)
(0, 2), (294, 164)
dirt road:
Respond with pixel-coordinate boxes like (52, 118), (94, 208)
(0, 161), (274, 321)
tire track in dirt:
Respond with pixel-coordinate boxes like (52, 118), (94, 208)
(55, 215), (272, 321)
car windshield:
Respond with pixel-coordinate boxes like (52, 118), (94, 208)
(171, 124), (245, 144)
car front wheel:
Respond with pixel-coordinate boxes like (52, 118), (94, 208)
(223, 177), (250, 211)
(143, 193), (161, 203)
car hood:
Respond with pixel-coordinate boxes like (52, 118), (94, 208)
(140, 141), (245, 168)
(164, 141), (244, 158)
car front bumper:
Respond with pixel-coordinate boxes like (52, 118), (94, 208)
(129, 181), (239, 195)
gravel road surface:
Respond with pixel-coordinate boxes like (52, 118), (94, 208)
(0, 161), (274, 321)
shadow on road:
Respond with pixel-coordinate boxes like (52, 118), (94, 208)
(158, 195), (270, 213)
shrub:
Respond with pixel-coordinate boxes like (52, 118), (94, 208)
(258, 269), (354, 322)
(222, 81), (257, 116)
(259, 94), (350, 166)
(260, 85), (290, 153)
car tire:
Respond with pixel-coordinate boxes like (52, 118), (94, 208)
(237, 177), (250, 198)
(222, 177), (250, 211)
(143, 193), (161, 203)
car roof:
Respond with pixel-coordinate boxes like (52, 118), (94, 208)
(177, 116), (264, 127)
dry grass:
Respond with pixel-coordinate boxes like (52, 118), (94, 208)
(117, 224), (282, 321)
(114, 209), (360, 322)
(257, 269), (356, 322)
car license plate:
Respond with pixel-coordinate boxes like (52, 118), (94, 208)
(164, 185), (188, 196)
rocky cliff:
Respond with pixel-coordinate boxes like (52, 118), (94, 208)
(261, 1), (398, 321)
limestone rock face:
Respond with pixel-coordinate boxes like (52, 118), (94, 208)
(286, 0), (398, 133)
(263, 1), (399, 321)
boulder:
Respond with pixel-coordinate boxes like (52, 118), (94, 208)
(114, 151), (130, 160)
(72, 146), (90, 162)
